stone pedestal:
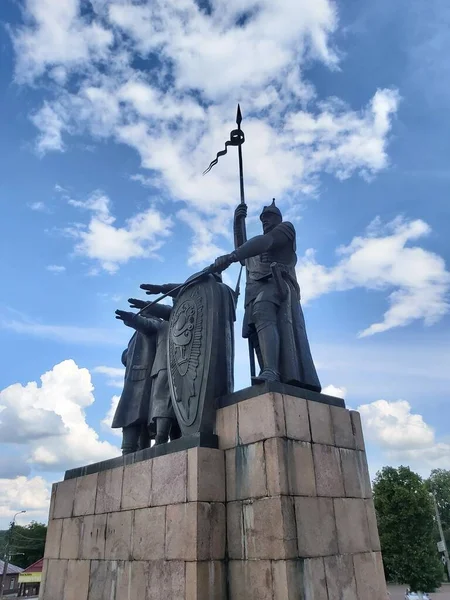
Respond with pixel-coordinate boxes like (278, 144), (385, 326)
(40, 388), (387, 600)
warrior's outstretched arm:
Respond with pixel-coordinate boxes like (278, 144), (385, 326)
(115, 310), (158, 334)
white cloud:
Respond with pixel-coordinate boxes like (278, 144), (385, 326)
(322, 384), (346, 398)
(46, 264), (66, 273)
(0, 360), (119, 471)
(297, 216), (450, 336)
(93, 366), (124, 389)
(28, 201), (48, 212)
(0, 476), (51, 524)
(358, 398), (450, 475)
(64, 190), (173, 273)
(31, 102), (66, 154)
(101, 395), (121, 438)
(177, 209), (229, 266)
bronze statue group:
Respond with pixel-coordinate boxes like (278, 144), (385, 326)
(112, 200), (321, 454)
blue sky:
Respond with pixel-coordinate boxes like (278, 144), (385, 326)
(1, 0), (449, 528)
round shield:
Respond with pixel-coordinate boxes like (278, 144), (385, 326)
(167, 273), (234, 436)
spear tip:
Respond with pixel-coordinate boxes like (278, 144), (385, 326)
(236, 104), (242, 125)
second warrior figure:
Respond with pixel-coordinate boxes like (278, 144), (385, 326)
(213, 199), (321, 392)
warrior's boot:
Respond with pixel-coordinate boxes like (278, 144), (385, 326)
(155, 417), (172, 445)
(252, 323), (281, 383)
(121, 425), (140, 455)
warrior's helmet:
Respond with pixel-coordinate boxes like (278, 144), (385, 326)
(260, 198), (282, 221)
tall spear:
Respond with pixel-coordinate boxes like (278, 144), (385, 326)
(203, 105), (256, 379)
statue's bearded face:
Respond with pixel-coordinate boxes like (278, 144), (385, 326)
(261, 213), (282, 233)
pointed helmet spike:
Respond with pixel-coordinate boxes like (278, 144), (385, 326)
(236, 104), (242, 126)
(260, 197), (282, 221)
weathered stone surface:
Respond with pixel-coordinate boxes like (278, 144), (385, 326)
(228, 560), (273, 600)
(151, 451), (187, 506)
(295, 497), (337, 557)
(283, 395), (310, 442)
(238, 393), (285, 445)
(197, 502), (226, 561)
(265, 438), (289, 496)
(44, 518), (63, 559)
(272, 560), (303, 600)
(350, 411), (365, 451)
(79, 513), (106, 560)
(365, 499), (381, 551)
(95, 467), (123, 514)
(324, 554), (358, 600)
(130, 560), (185, 600)
(308, 401), (333, 446)
(226, 443), (267, 501)
(121, 460), (152, 510)
(48, 484), (57, 520)
(340, 449), (372, 498)
(53, 479), (76, 519)
(287, 440), (316, 497)
(73, 473), (98, 517)
(104, 510), (132, 560)
(60, 517), (82, 560)
(64, 560), (89, 600)
(229, 497), (297, 560)
(334, 498), (371, 554)
(330, 406), (355, 449)
(313, 444), (345, 497)
(42, 559), (67, 599)
(186, 561), (226, 600)
(216, 404), (238, 450)
(353, 552), (387, 600)
(301, 557), (328, 600)
(132, 506), (165, 560)
(188, 447), (225, 502)
(88, 560), (130, 600)
(40, 558), (48, 599)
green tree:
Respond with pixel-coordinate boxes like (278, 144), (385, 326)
(426, 469), (450, 546)
(373, 465), (443, 592)
(1, 522), (47, 569)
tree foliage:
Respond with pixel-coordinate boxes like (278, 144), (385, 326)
(373, 465), (443, 592)
(0, 521), (47, 569)
(426, 469), (450, 546)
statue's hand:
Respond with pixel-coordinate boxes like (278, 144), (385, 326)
(128, 298), (148, 310)
(211, 252), (236, 273)
(234, 203), (248, 221)
(140, 283), (164, 295)
(115, 309), (137, 327)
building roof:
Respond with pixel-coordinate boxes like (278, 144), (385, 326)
(22, 558), (43, 573)
(0, 560), (23, 575)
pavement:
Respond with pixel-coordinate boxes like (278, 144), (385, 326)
(388, 585), (450, 599)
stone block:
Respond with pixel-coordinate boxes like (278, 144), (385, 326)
(42, 559), (67, 600)
(228, 497), (297, 560)
(301, 557), (328, 600)
(166, 502), (225, 561)
(324, 554), (358, 600)
(129, 560), (185, 600)
(216, 403), (238, 449)
(73, 473), (98, 517)
(40, 558), (48, 599)
(226, 443), (267, 501)
(330, 406), (355, 449)
(79, 513), (106, 560)
(238, 392), (285, 445)
(353, 552), (387, 600)
(284, 395), (310, 441)
(228, 560), (273, 600)
(287, 440), (316, 497)
(64, 559), (89, 600)
(308, 401), (333, 445)
(44, 518), (63, 559)
(365, 499), (381, 551)
(60, 517), (82, 560)
(132, 506), (165, 560)
(151, 451), (187, 506)
(295, 497), (338, 557)
(265, 438), (289, 496)
(272, 560), (303, 600)
(185, 561), (226, 600)
(48, 484), (57, 520)
(313, 444), (345, 497)
(88, 560), (130, 600)
(53, 479), (76, 519)
(350, 411), (365, 451)
(95, 467), (123, 514)
(188, 447), (225, 502)
(104, 510), (132, 560)
(121, 459), (152, 510)
(334, 498), (371, 554)
(340, 449), (372, 498)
